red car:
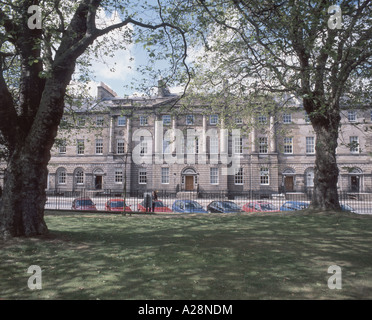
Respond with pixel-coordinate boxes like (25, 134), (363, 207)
(105, 198), (132, 212)
(71, 197), (97, 211)
(242, 201), (279, 213)
(138, 200), (172, 213)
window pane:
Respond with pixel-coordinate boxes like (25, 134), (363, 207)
(260, 168), (269, 185)
(283, 137), (293, 154)
(210, 114), (218, 125)
(118, 116), (126, 126)
(306, 137), (315, 154)
(234, 167), (243, 185)
(77, 139), (84, 155)
(161, 167), (169, 184)
(162, 115), (171, 125)
(115, 169), (123, 183)
(117, 139), (125, 154)
(95, 139), (103, 154)
(139, 169), (147, 184)
(283, 114), (292, 124)
(259, 137), (268, 154)
(210, 168), (219, 184)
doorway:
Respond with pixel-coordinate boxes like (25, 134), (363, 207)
(95, 175), (103, 190)
(185, 176), (194, 191)
(350, 176), (360, 192)
(284, 176), (294, 192)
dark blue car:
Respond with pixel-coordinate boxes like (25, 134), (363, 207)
(172, 200), (208, 213)
(207, 201), (242, 213)
(280, 201), (309, 211)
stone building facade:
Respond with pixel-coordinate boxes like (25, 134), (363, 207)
(26, 83), (372, 197)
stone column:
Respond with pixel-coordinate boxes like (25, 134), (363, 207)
(269, 115), (276, 153)
(154, 115), (163, 164)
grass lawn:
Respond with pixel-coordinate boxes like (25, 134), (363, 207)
(1, 210), (372, 300)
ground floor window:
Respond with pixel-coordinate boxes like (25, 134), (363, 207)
(75, 169), (84, 185)
(210, 167), (219, 184)
(115, 169), (123, 183)
(139, 169), (147, 184)
(260, 167), (269, 185)
(234, 167), (243, 185)
(161, 167), (170, 184)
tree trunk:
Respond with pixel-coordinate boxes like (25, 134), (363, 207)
(311, 120), (341, 210)
(0, 148), (49, 239)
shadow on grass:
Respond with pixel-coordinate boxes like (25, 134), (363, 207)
(1, 211), (372, 299)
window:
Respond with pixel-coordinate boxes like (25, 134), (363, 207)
(259, 137), (268, 154)
(115, 169), (123, 183)
(283, 137), (293, 154)
(260, 168), (269, 185)
(117, 139), (125, 154)
(235, 117), (243, 125)
(234, 136), (243, 154)
(59, 140), (66, 154)
(210, 136), (219, 154)
(304, 113), (310, 123)
(140, 136), (147, 155)
(140, 116), (148, 126)
(210, 168), (219, 184)
(75, 169), (84, 185)
(350, 136), (359, 153)
(96, 116), (104, 126)
(77, 117), (85, 127)
(139, 169), (147, 184)
(306, 137), (315, 154)
(258, 114), (267, 124)
(77, 139), (85, 155)
(210, 114), (218, 125)
(163, 138), (171, 154)
(186, 115), (194, 125)
(57, 169), (66, 184)
(162, 115), (171, 125)
(283, 113), (292, 124)
(95, 139), (103, 154)
(118, 116), (126, 126)
(161, 167), (169, 184)
(306, 169), (314, 187)
(234, 167), (243, 185)
(348, 111), (357, 122)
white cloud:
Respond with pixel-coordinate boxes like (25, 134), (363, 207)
(89, 9), (136, 90)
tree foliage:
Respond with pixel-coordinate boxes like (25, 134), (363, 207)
(0, 0), (188, 238)
(160, 0), (372, 209)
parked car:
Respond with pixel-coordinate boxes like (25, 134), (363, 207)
(71, 197), (97, 211)
(105, 198), (132, 212)
(341, 204), (357, 213)
(242, 201), (279, 213)
(280, 201), (309, 211)
(138, 200), (172, 212)
(207, 201), (242, 213)
(172, 200), (208, 213)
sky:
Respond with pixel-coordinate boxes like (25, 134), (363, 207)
(85, 7), (187, 99)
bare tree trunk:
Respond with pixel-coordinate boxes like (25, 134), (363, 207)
(0, 151), (49, 238)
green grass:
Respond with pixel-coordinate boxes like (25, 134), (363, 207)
(1, 210), (372, 299)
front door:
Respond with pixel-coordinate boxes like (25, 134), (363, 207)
(351, 176), (359, 192)
(95, 175), (103, 190)
(185, 176), (194, 191)
(284, 176), (294, 192)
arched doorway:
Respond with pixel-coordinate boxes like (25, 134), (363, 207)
(283, 168), (295, 192)
(181, 168), (198, 191)
(93, 168), (104, 190)
(349, 168), (362, 192)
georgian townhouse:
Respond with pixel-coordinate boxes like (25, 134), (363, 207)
(18, 82), (371, 198)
